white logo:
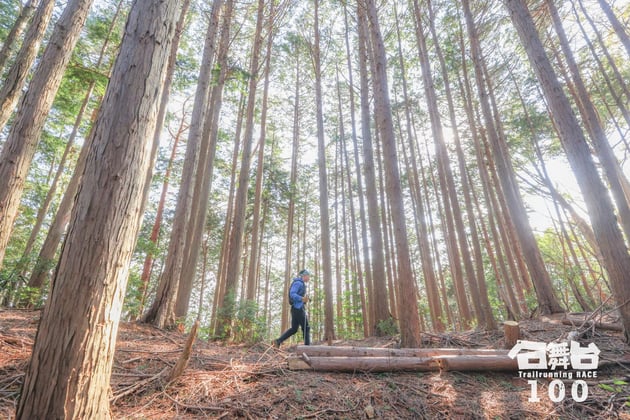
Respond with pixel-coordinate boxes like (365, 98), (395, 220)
(508, 340), (600, 403)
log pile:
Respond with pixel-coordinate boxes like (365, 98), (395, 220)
(288, 345), (518, 373)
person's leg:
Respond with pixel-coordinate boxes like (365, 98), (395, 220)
(276, 307), (300, 345)
(294, 308), (310, 345)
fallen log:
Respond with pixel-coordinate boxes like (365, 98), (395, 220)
(561, 318), (623, 332)
(295, 345), (509, 358)
(288, 354), (518, 372)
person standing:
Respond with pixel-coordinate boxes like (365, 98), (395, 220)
(274, 269), (311, 347)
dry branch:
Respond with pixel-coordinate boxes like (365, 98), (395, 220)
(561, 319), (623, 332)
(168, 320), (199, 382)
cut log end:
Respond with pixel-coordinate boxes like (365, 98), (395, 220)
(503, 321), (520, 349)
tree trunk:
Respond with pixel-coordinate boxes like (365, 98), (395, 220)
(462, 0), (564, 315)
(343, 2), (371, 338)
(246, 0), (275, 303)
(138, 0), (191, 316)
(281, 38), (301, 332)
(596, 0), (630, 58)
(363, 0), (421, 347)
(356, 0), (389, 336)
(0, 0), (54, 132)
(504, 0), (630, 343)
(0, 0), (39, 76)
(21, 0), (125, 281)
(142, 0), (224, 328)
(215, 0), (265, 337)
(0, 0), (95, 270)
(175, 0), (233, 320)
(16, 1), (180, 417)
(313, 0), (335, 343)
(138, 109), (187, 317)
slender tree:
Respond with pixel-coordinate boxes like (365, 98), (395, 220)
(142, 0), (224, 328)
(281, 34), (302, 332)
(462, 0), (564, 315)
(246, 0), (276, 302)
(313, 0), (335, 342)
(356, 0), (390, 336)
(215, 0), (265, 337)
(363, 0), (421, 347)
(175, 0), (234, 319)
(0, 0), (39, 76)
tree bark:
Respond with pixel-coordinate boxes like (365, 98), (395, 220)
(16, 1), (181, 417)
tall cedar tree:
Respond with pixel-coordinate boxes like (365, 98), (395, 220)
(314, 0), (336, 343)
(363, 0), (422, 347)
(16, 1), (181, 417)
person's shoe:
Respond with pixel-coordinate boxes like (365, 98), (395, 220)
(272, 339), (280, 348)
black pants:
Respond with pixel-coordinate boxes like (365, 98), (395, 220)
(277, 306), (310, 345)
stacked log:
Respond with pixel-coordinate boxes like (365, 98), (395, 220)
(287, 345), (518, 373)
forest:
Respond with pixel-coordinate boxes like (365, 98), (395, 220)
(0, 0), (629, 417)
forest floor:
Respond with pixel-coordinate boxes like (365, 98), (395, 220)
(1, 309), (630, 419)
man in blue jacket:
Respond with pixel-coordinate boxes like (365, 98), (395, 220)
(274, 269), (311, 347)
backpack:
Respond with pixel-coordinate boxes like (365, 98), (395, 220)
(288, 278), (304, 305)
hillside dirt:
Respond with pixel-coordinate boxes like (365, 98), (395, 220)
(1, 308), (630, 419)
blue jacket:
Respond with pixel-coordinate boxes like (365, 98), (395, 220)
(289, 277), (307, 309)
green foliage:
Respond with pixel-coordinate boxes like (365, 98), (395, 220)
(599, 379), (630, 408)
(232, 299), (266, 345)
(122, 270), (144, 321)
(214, 290), (237, 340)
(15, 285), (45, 308)
(0, 1), (20, 40)
(375, 316), (399, 337)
